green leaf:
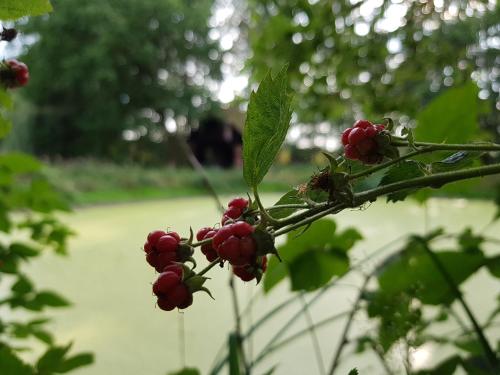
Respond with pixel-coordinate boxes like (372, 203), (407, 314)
(431, 151), (483, 173)
(486, 255), (500, 278)
(57, 353), (94, 373)
(12, 275), (33, 294)
(415, 82), (480, 143)
(348, 369), (359, 375)
(0, 114), (12, 139)
(271, 190), (303, 219)
(379, 160), (425, 202)
(378, 242), (485, 305)
(458, 227), (484, 253)
(243, 65), (293, 187)
(228, 333), (241, 375)
(263, 256), (288, 293)
(36, 344), (72, 374)
(0, 346), (34, 375)
(32, 291), (71, 308)
(0, 153), (42, 173)
(0, 89), (13, 109)
(0, 0), (53, 20)
(415, 355), (461, 375)
(10, 243), (40, 258)
(288, 250), (348, 291)
(166, 369), (201, 375)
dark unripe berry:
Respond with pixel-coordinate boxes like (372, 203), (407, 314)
(344, 144), (360, 160)
(356, 138), (377, 155)
(157, 297), (176, 311)
(169, 284), (191, 308)
(1, 60), (29, 88)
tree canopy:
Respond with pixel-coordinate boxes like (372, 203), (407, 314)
(247, 0), (499, 132)
(20, 0), (221, 160)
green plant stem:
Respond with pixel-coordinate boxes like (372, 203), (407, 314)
(391, 140), (500, 151)
(273, 203), (346, 237)
(353, 163), (500, 206)
(252, 186), (279, 225)
(327, 275), (371, 375)
(229, 273), (250, 374)
(299, 293), (326, 375)
(349, 147), (434, 180)
(418, 240), (498, 370)
(266, 203), (311, 211)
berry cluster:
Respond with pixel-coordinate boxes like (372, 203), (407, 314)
(196, 227), (219, 262)
(144, 230), (192, 272)
(341, 120), (385, 164)
(153, 264), (193, 311)
(144, 197), (273, 312)
(233, 256), (267, 282)
(213, 221), (256, 266)
(0, 59), (29, 88)
(221, 197), (249, 224)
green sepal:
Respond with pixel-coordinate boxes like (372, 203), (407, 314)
(252, 227), (280, 260)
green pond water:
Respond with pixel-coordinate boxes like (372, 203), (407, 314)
(17, 195), (500, 375)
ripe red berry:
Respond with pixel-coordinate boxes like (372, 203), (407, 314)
(196, 227), (211, 241)
(356, 138), (377, 156)
(169, 284), (191, 307)
(147, 230), (167, 245)
(163, 264), (183, 278)
(153, 271), (180, 296)
(344, 144), (360, 160)
(143, 242), (153, 253)
(156, 235), (178, 253)
(233, 257), (268, 282)
(200, 229), (218, 262)
(347, 127), (366, 146)
(231, 221), (253, 237)
(341, 128), (352, 146)
(1, 59), (29, 88)
(353, 119), (372, 129)
(228, 197), (248, 210)
(157, 297), (176, 311)
(167, 231), (181, 242)
(225, 206), (242, 220)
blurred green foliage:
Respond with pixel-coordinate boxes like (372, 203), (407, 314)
(18, 0), (221, 161)
(247, 0), (499, 135)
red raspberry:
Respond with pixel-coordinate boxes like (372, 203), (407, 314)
(153, 270), (193, 311)
(347, 127), (366, 146)
(143, 242), (153, 253)
(353, 119), (373, 129)
(147, 230), (167, 245)
(225, 206), (242, 220)
(162, 264), (183, 278)
(153, 271), (181, 296)
(1, 59), (29, 88)
(356, 138), (377, 156)
(200, 229), (219, 262)
(214, 222), (256, 266)
(341, 128), (352, 146)
(156, 235), (178, 253)
(342, 120), (386, 164)
(233, 256), (268, 282)
(228, 197), (248, 210)
(157, 297), (176, 311)
(143, 230), (184, 271)
(344, 144), (360, 160)
(196, 227), (211, 241)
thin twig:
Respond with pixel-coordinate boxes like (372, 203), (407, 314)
(328, 275), (371, 375)
(299, 293), (326, 375)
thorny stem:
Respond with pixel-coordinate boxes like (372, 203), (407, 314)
(392, 140), (500, 151)
(252, 186), (279, 225)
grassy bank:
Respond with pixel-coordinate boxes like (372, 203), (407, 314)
(43, 159), (499, 206)
(43, 160), (314, 205)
